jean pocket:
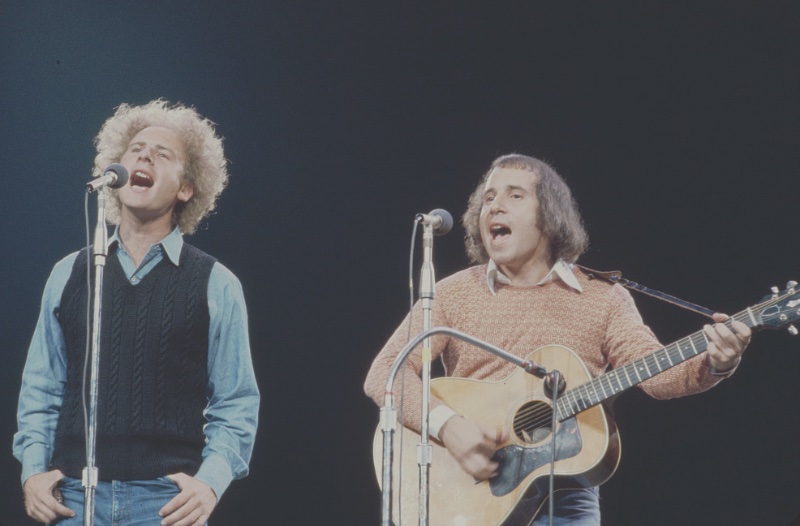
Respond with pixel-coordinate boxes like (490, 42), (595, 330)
(157, 476), (179, 487)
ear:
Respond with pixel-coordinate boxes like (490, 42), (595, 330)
(177, 182), (194, 203)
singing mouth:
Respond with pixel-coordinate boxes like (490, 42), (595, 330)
(490, 224), (511, 240)
(130, 171), (154, 188)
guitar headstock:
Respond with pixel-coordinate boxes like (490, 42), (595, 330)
(755, 280), (800, 334)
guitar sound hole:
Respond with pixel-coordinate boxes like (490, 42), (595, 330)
(512, 401), (553, 444)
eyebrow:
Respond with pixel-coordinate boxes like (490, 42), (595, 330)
(483, 183), (528, 196)
(128, 141), (178, 156)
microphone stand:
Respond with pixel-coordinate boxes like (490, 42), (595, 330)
(416, 223), (435, 526)
(379, 327), (547, 526)
(83, 189), (109, 526)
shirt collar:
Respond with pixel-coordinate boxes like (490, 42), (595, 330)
(486, 258), (583, 295)
(110, 226), (184, 266)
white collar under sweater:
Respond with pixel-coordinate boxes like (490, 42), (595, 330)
(485, 258), (583, 294)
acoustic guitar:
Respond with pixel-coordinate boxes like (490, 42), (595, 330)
(372, 283), (800, 525)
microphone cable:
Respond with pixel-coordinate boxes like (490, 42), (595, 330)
(82, 190), (93, 467)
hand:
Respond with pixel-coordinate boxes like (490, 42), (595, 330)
(440, 415), (506, 481)
(159, 473), (217, 526)
(23, 469), (75, 524)
(705, 312), (752, 372)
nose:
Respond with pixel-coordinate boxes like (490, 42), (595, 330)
(489, 194), (506, 213)
(137, 147), (153, 163)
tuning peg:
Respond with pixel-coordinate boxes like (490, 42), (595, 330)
(787, 280), (798, 292)
(771, 286), (780, 297)
(788, 325), (799, 336)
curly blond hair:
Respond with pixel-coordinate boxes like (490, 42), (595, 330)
(93, 99), (228, 235)
(462, 153), (588, 264)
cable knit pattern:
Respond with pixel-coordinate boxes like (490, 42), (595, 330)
(178, 255), (205, 435)
(130, 277), (151, 430)
(103, 276), (125, 434)
(364, 265), (723, 433)
(156, 269), (179, 430)
(56, 256), (87, 437)
(52, 244), (215, 481)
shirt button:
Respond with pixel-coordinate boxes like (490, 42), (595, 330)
(131, 276), (138, 283)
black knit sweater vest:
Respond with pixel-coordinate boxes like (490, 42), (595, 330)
(51, 242), (216, 481)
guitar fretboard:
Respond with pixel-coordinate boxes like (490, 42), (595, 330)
(555, 308), (757, 421)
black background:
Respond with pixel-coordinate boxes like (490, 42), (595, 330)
(2, 3), (799, 525)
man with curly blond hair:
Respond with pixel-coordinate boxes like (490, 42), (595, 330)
(365, 153), (750, 525)
(14, 100), (259, 526)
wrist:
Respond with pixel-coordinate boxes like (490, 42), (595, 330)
(429, 405), (459, 440)
(708, 356), (740, 376)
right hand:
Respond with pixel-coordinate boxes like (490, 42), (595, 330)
(440, 415), (506, 481)
(23, 469), (75, 524)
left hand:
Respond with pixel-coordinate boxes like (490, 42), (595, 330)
(159, 473), (217, 526)
(704, 312), (752, 372)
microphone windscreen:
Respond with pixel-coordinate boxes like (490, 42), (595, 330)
(104, 163), (129, 188)
(430, 208), (453, 235)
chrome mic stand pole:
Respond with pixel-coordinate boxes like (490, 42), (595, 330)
(416, 223), (436, 526)
(379, 328), (547, 525)
(84, 189), (109, 526)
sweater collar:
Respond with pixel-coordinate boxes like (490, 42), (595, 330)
(486, 258), (583, 295)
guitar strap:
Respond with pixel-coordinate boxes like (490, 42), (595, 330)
(577, 265), (716, 319)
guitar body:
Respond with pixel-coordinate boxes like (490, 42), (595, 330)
(372, 283), (800, 524)
(372, 345), (621, 526)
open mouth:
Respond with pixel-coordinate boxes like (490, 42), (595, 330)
(130, 171), (154, 188)
(490, 224), (511, 240)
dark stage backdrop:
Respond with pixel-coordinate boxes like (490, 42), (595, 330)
(2, 3), (798, 525)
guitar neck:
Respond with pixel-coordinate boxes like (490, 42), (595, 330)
(556, 308), (757, 421)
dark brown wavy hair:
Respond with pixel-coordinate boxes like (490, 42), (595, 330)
(462, 153), (588, 264)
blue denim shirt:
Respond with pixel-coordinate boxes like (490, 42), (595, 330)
(13, 227), (259, 500)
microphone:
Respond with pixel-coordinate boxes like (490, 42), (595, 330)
(416, 208), (453, 236)
(86, 164), (129, 193)
(544, 370), (566, 398)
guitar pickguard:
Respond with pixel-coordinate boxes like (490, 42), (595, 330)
(490, 417), (582, 497)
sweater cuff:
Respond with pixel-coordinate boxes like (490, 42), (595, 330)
(429, 406), (459, 440)
(194, 452), (233, 501)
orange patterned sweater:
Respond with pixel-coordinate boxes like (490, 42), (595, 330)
(364, 264), (724, 433)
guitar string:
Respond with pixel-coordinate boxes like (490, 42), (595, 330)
(513, 296), (783, 438)
(514, 306), (768, 430)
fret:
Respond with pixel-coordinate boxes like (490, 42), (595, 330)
(589, 379), (601, 403)
(604, 375), (618, 396)
(649, 353), (662, 373)
(641, 356), (653, 378)
(664, 346), (675, 366)
(676, 341), (687, 359)
(565, 391), (577, 414)
(575, 390), (587, 411)
(744, 307), (757, 327)
(596, 379), (609, 400)
(656, 349), (668, 369)
(583, 387), (594, 408)
(611, 371), (625, 392)
(556, 297), (792, 420)
(556, 398), (566, 420)
(689, 333), (701, 355)
(622, 365), (634, 387)
(632, 362), (643, 382)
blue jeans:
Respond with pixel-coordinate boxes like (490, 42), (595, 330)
(506, 487), (601, 526)
(55, 476), (201, 526)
